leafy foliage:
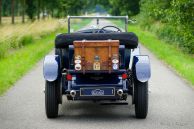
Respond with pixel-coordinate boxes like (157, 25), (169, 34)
(140, 0), (194, 54)
(108, 0), (140, 16)
(61, 0), (85, 16)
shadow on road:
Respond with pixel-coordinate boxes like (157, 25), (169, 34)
(55, 100), (143, 122)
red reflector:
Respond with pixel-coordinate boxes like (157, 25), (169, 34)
(66, 74), (72, 81)
(122, 73), (128, 79)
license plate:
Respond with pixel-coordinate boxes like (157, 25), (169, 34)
(80, 87), (115, 96)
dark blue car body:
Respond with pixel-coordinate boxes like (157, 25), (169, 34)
(43, 16), (151, 119)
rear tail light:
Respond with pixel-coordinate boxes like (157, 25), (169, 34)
(122, 73), (128, 79)
(66, 74), (72, 81)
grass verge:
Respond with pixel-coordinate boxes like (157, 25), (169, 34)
(0, 29), (66, 95)
(128, 25), (194, 86)
(0, 19), (65, 58)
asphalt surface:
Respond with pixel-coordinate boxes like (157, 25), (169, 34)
(1, 20), (194, 129)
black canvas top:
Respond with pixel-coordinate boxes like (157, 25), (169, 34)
(55, 32), (138, 49)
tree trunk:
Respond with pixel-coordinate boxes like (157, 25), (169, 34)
(41, 0), (45, 20)
(0, 0), (2, 24)
(42, 8), (45, 20)
(11, 0), (15, 24)
(37, 0), (40, 20)
(51, 9), (53, 18)
(22, 0), (25, 23)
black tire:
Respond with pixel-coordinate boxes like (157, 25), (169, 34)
(134, 80), (148, 119)
(57, 78), (62, 104)
(45, 81), (59, 118)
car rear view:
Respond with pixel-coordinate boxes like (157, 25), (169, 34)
(43, 16), (151, 119)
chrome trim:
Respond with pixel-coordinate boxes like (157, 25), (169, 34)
(117, 89), (123, 96)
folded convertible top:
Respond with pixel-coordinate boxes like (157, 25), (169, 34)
(55, 32), (138, 49)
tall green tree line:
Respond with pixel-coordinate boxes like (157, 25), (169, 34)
(0, 0), (193, 53)
(0, 0), (140, 23)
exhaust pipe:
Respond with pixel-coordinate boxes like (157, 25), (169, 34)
(70, 90), (76, 97)
(117, 89), (123, 97)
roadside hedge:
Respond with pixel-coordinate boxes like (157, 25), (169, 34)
(139, 0), (194, 54)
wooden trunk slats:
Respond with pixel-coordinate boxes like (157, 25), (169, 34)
(74, 40), (120, 73)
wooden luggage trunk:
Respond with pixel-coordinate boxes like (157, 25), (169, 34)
(74, 40), (120, 73)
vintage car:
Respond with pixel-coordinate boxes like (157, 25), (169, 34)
(43, 16), (151, 119)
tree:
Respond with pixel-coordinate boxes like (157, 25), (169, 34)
(45, 0), (61, 18)
(26, 0), (36, 21)
(21, 0), (25, 23)
(140, 0), (171, 21)
(37, 0), (40, 20)
(140, 0), (194, 53)
(108, 0), (140, 16)
(61, 0), (85, 16)
(11, 0), (15, 24)
(0, 0), (2, 24)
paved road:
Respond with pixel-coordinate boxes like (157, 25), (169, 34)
(1, 20), (194, 129)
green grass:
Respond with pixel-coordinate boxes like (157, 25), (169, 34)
(128, 25), (194, 86)
(0, 29), (66, 95)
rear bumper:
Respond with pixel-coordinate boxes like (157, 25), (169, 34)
(67, 69), (126, 74)
(67, 94), (127, 100)
(65, 89), (129, 100)
(64, 82), (129, 100)
(63, 69), (130, 100)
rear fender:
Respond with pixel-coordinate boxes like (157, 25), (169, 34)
(129, 46), (140, 69)
(133, 55), (151, 82)
(43, 55), (60, 82)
